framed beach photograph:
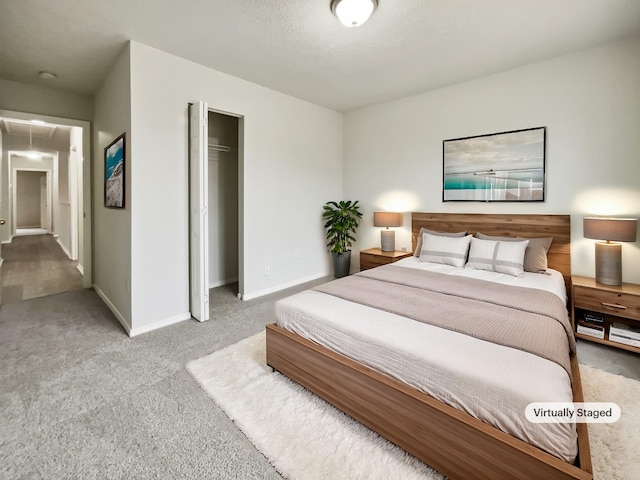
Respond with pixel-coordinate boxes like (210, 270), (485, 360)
(442, 126), (546, 202)
(104, 133), (126, 208)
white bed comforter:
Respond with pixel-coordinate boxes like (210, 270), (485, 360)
(275, 258), (578, 463)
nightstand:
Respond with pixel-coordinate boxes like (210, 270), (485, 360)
(360, 248), (412, 271)
(571, 275), (640, 353)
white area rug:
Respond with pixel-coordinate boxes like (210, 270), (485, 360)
(187, 332), (640, 480)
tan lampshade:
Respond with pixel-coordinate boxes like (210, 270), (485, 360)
(373, 212), (402, 228)
(583, 217), (637, 242)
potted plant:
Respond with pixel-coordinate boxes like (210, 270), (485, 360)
(322, 200), (363, 278)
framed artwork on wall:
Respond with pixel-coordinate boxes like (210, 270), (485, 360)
(104, 133), (126, 208)
(442, 126), (546, 202)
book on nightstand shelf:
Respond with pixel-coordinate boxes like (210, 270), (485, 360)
(583, 312), (605, 324)
(609, 323), (640, 348)
(577, 321), (605, 339)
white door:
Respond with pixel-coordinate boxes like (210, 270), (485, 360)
(69, 143), (79, 260)
(0, 212), (4, 307)
(189, 102), (210, 322)
(40, 174), (48, 231)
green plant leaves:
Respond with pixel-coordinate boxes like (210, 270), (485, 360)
(322, 200), (363, 254)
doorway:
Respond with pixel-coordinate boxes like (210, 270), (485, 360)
(0, 111), (91, 305)
(13, 169), (51, 235)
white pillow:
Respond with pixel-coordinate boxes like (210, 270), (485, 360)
(465, 237), (529, 277)
(419, 233), (472, 268)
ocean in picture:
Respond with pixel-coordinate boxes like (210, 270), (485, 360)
(444, 168), (544, 200)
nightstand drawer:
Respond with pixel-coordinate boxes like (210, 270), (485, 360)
(361, 253), (390, 267)
(574, 285), (640, 321)
(359, 248), (412, 272)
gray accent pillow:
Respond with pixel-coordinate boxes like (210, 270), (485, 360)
(476, 233), (553, 273)
(413, 228), (467, 257)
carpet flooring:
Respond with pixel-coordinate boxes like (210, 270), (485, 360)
(1, 276), (638, 479)
(0, 279), (325, 480)
(1, 233), (83, 303)
(188, 331), (640, 480)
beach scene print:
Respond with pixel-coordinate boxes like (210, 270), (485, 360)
(105, 135), (125, 207)
(443, 127), (545, 201)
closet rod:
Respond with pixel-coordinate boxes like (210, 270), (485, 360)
(208, 144), (231, 152)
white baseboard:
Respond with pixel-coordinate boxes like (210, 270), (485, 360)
(56, 237), (72, 259)
(209, 276), (239, 289)
(76, 263), (84, 276)
(129, 313), (191, 337)
(2, 235), (15, 245)
(93, 285), (190, 337)
(241, 271), (329, 301)
(16, 228), (48, 236)
(93, 285), (131, 335)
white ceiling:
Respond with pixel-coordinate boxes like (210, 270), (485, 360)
(1, 0), (640, 112)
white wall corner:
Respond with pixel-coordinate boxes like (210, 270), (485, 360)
(93, 285), (131, 335)
(56, 237), (72, 259)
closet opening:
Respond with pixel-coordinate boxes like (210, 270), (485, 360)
(207, 110), (240, 294)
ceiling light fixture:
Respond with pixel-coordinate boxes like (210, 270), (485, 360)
(39, 71), (58, 80)
(331, 0), (378, 27)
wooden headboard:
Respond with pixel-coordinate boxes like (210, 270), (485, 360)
(411, 213), (571, 289)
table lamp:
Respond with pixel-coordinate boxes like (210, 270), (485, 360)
(583, 217), (638, 286)
(374, 212), (402, 252)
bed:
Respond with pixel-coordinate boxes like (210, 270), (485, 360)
(266, 213), (592, 480)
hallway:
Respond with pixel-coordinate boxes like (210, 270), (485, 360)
(1, 234), (83, 304)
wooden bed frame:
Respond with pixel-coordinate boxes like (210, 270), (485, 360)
(266, 213), (592, 480)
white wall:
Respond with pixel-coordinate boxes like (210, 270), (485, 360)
(0, 78), (93, 122)
(93, 45), (132, 329)
(58, 150), (69, 202)
(0, 129), (3, 255)
(57, 150), (72, 254)
(70, 126), (84, 267)
(128, 41), (342, 333)
(344, 36), (640, 283)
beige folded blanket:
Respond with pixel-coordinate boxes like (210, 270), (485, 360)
(314, 265), (576, 379)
